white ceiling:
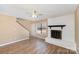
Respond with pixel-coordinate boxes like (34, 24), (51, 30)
(0, 4), (78, 19)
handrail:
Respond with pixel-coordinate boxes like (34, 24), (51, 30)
(16, 21), (30, 32)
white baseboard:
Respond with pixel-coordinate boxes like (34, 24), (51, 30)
(45, 37), (77, 51)
(0, 37), (29, 47)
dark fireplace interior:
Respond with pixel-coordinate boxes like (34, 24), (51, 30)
(51, 30), (62, 39)
(48, 25), (66, 40)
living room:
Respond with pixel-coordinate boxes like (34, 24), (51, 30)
(0, 4), (79, 54)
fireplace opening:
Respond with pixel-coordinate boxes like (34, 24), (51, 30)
(51, 30), (62, 39)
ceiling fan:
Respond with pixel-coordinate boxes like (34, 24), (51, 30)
(32, 10), (37, 18)
(32, 10), (44, 19)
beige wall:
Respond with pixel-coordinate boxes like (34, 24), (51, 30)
(75, 6), (79, 52)
(0, 14), (29, 45)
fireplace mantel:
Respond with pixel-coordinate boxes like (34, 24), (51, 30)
(48, 25), (66, 29)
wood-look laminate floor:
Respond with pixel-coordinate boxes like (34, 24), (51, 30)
(0, 36), (76, 54)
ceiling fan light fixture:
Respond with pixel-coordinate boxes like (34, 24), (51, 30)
(32, 10), (38, 18)
(32, 15), (37, 18)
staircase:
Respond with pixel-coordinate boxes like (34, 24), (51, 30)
(16, 18), (48, 39)
(16, 19), (34, 35)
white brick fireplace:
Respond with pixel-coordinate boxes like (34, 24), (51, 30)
(45, 14), (76, 51)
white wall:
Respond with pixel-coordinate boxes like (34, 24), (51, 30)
(0, 14), (29, 46)
(45, 14), (76, 51)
